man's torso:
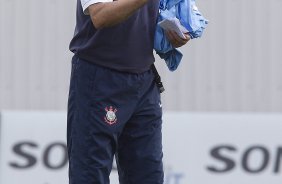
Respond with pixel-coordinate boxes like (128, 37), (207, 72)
(69, 0), (160, 73)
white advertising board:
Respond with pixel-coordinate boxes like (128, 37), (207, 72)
(0, 111), (281, 184)
(0, 111), (69, 184)
(162, 113), (282, 184)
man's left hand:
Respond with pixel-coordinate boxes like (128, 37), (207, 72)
(165, 30), (190, 48)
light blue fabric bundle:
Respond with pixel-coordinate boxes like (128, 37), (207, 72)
(154, 0), (208, 71)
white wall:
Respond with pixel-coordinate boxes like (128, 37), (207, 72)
(0, 0), (282, 111)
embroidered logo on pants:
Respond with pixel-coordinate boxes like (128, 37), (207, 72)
(104, 106), (118, 125)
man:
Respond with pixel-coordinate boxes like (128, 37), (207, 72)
(67, 0), (190, 183)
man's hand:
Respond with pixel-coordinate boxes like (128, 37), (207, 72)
(165, 30), (190, 48)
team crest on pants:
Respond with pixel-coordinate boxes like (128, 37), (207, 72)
(104, 106), (118, 125)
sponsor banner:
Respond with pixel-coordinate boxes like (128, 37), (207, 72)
(163, 113), (282, 184)
(0, 112), (282, 184)
(0, 111), (69, 184)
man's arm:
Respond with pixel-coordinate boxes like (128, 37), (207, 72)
(88, 0), (148, 29)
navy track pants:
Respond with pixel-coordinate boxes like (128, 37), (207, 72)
(67, 55), (164, 184)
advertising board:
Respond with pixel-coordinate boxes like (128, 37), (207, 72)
(0, 112), (281, 184)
